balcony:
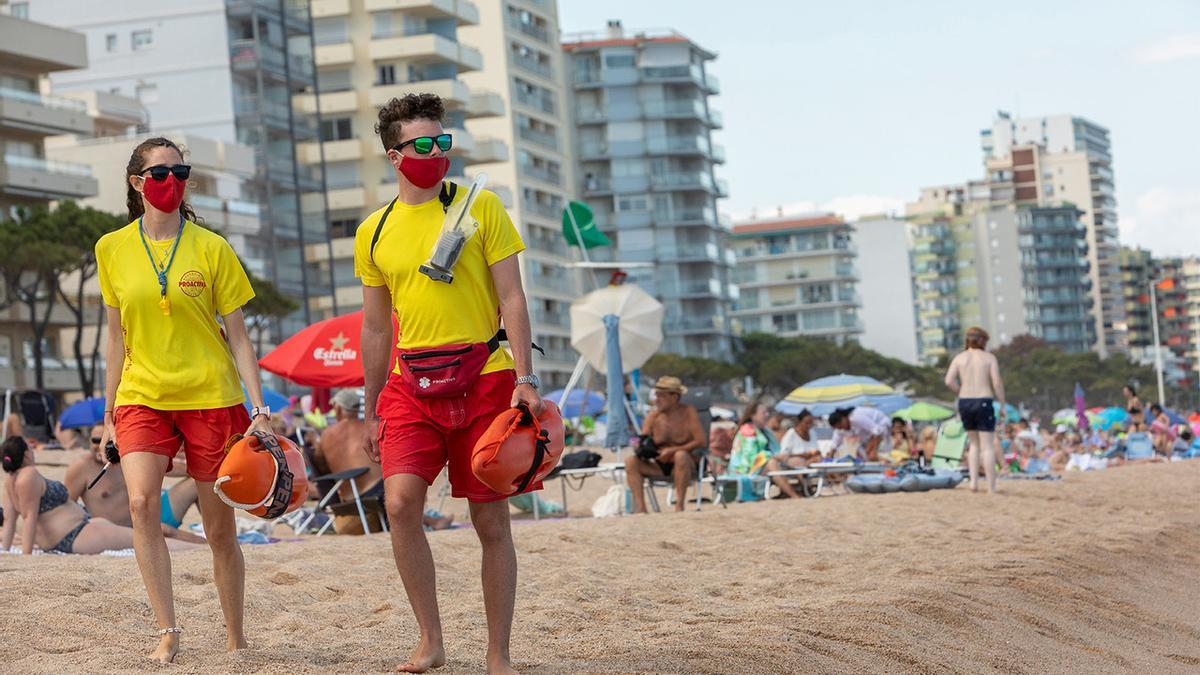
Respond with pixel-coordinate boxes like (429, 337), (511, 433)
(370, 33), (482, 72)
(581, 175), (612, 195)
(707, 108), (724, 128)
(661, 279), (722, 299)
(325, 185), (366, 211)
(530, 307), (569, 328)
(641, 98), (706, 121)
(292, 89), (358, 115)
(314, 41), (354, 67)
(520, 162), (561, 186)
(370, 78), (470, 109)
(515, 88), (556, 115)
(296, 138), (363, 165)
(668, 316), (721, 334)
(229, 39), (298, 79)
(522, 199), (562, 220)
(506, 14), (550, 43)
(0, 87), (90, 136)
(511, 51), (554, 80)
(310, 0), (350, 17)
(470, 137), (508, 163)
(661, 243), (719, 262)
(517, 125), (558, 151)
(0, 154), (97, 200)
(640, 64), (711, 91)
(467, 90), (505, 118)
(574, 106), (606, 124)
(190, 195), (262, 237)
(364, 0), (479, 25)
(650, 171), (715, 192)
(234, 95), (293, 127)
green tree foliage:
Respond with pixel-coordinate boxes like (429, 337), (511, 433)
(641, 352), (747, 389)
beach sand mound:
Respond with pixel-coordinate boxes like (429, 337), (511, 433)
(1, 462), (1197, 673)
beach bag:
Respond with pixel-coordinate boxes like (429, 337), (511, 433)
(547, 450), (601, 478)
(592, 484), (630, 517)
(634, 434), (659, 461)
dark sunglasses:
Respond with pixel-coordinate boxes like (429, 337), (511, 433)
(393, 134), (452, 155)
(91, 437), (102, 444)
(142, 164), (191, 181)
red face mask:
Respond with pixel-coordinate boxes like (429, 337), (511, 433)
(399, 155), (450, 189)
(142, 175), (186, 213)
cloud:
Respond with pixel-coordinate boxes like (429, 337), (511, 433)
(1118, 186), (1200, 256)
(733, 194), (905, 222)
(1131, 33), (1200, 64)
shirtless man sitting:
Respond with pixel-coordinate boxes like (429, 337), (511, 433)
(63, 424), (205, 543)
(624, 376), (705, 513)
(314, 390), (451, 533)
(943, 326), (1007, 493)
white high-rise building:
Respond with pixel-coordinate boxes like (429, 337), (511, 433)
(852, 215), (919, 363)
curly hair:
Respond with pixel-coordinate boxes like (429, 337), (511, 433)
(125, 136), (199, 224)
(375, 93), (445, 150)
(965, 326), (989, 350)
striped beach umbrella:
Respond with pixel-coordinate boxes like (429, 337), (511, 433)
(776, 374), (911, 416)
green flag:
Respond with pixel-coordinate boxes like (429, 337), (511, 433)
(561, 201), (611, 249)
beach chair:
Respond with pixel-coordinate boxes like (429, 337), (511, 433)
(293, 467), (378, 536)
(763, 467), (818, 499)
(1123, 431), (1154, 460)
(537, 460), (624, 519)
(931, 419), (967, 470)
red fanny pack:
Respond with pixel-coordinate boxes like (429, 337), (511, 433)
(396, 330), (543, 398)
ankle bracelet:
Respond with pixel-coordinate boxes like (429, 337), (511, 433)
(158, 627), (183, 636)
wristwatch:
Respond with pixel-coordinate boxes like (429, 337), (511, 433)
(515, 374), (541, 390)
(250, 405), (271, 419)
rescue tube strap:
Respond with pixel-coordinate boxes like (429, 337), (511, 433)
(513, 428), (549, 495)
(250, 431), (294, 520)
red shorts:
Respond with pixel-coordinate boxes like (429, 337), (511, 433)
(376, 369), (539, 502)
(114, 404), (251, 482)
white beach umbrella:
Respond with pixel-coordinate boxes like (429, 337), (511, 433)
(570, 284), (663, 374)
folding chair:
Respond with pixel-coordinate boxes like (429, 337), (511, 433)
(294, 467), (373, 536)
(644, 387), (717, 512)
(931, 419), (968, 470)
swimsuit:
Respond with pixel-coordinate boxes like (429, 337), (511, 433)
(39, 478), (92, 554)
(160, 490), (183, 529)
(958, 398), (996, 432)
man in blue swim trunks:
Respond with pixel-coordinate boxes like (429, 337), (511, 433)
(944, 326), (1007, 493)
(64, 425), (205, 543)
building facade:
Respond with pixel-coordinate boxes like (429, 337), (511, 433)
(30, 0), (334, 333)
(0, 9), (98, 394)
(563, 22), (734, 360)
(850, 214), (919, 363)
(1121, 247), (1192, 387)
(457, 0), (578, 387)
(981, 112), (1123, 356)
(729, 215), (861, 344)
(1016, 206), (1095, 352)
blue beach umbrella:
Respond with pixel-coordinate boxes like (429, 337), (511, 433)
(545, 389), (606, 419)
(59, 397), (106, 429)
(243, 385), (291, 414)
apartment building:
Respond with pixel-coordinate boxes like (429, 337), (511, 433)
(563, 22), (734, 360)
(1120, 248), (1191, 386)
(458, 0), (578, 387)
(907, 187), (1093, 361)
(982, 112), (1123, 356)
(0, 10), (97, 393)
(851, 214), (919, 363)
(30, 0), (334, 333)
(1183, 257), (1200, 386)
(729, 215), (861, 345)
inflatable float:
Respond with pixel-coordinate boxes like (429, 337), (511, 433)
(845, 469), (964, 494)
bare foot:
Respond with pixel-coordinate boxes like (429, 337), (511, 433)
(227, 634), (248, 652)
(969, 480), (979, 492)
(150, 634), (179, 664)
(487, 653), (519, 675)
(397, 639), (446, 673)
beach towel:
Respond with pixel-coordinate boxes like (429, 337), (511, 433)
(729, 423), (773, 475)
(508, 492), (564, 516)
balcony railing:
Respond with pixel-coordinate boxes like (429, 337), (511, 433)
(3, 154), (94, 178)
(517, 125), (558, 150)
(507, 15), (550, 42)
(650, 172), (715, 191)
(0, 87), (87, 112)
(522, 200), (562, 219)
(519, 163), (561, 185)
(640, 98), (705, 118)
(512, 52), (553, 79)
(515, 88), (556, 114)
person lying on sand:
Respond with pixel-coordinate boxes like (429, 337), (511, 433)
(2, 437), (200, 555)
(64, 425), (205, 544)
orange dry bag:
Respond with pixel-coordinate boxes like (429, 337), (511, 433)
(471, 401), (565, 496)
(213, 431), (309, 519)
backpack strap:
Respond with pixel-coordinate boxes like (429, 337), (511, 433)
(487, 329), (545, 356)
(369, 182), (459, 262)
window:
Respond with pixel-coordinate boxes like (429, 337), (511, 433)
(772, 314), (799, 332)
(372, 12), (392, 38)
(132, 29), (153, 50)
(604, 53), (636, 68)
(105, 33), (118, 52)
(135, 83), (158, 104)
(330, 218), (358, 238)
(376, 64), (396, 85)
(10, 2), (28, 19)
(320, 117), (353, 142)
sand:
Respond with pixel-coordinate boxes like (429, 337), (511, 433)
(1, 458), (1198, 674)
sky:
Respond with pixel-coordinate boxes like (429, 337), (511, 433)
(558, 0), (1200, 257)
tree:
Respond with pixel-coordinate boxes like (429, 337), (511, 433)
(55, 203), (125, 398)
(641, 352), (746, 390)
(0, 204), (89, 391)
(243, 268), (298, 355)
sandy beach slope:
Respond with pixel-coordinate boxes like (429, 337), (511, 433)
(1, 461), (1197, 673)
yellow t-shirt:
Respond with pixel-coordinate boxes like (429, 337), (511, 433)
(353, 186), (524, 375)
(97, 220), (255, 410)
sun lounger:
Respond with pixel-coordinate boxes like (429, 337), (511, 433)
(763, 467), (818, 498)
(804, 461), (887, 496)
(537, 462), (624, 519)
(1123, 432), (1154, 461)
